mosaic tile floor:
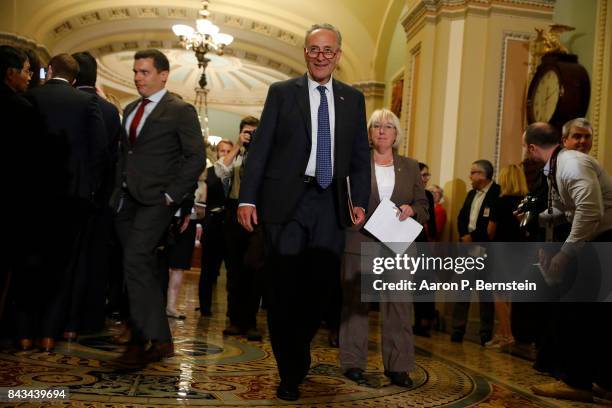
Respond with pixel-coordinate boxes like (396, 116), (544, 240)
(1, 270), (610, 407)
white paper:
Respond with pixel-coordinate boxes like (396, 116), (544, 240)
(364, 197), (423, 255)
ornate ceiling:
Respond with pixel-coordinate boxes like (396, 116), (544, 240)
(1, 0), (404, 114)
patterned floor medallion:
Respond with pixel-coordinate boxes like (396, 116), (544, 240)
(0, 272), (606, 407)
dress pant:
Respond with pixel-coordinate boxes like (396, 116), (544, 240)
(339, 252), (415, 372)
(265, 184), (344, 387)
(38, 198), (91, 338)
(65, 205), (113, 334)
(451, 301), (494, 338)
(198, 210), (226, 314)
(114, 193), (175, 343)
(224, 200), (262, 330)
(557, 229), (612, 390)
(451, 263), (494, 338)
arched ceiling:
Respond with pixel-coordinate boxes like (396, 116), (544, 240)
(1, 0), (402, 112)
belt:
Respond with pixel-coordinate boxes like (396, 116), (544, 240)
(304, 175), (317, 184)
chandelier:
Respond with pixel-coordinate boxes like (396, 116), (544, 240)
(172, 0), (233, 148)
(172, 0), (233, 89)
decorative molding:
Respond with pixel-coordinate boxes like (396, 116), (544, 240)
(352, 81), (385, 98)
(401, 43), (421, 157)
(590, 0), (608, 158)
(494, 31), (532, 174)
(137, 7), (160, 18)
(0, 32), (51, 62)
(89, 40), (300, 78)
(402, 0), (554, 42)
(108, 8), (130, 20)
(45, 6), (305, 49)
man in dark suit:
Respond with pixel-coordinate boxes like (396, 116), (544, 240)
(59, 52), (121, 339)
(26, 53), (108, 351)
(111, 49), (205, 366)
(237, 23), (370, 401)
(452, 159), (499, 345)
(0, 45), (46, 347)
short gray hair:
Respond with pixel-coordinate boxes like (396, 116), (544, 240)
(367, 108), (402, 149)
(305, 23), (342, 48)
(562, 117), (592, 139)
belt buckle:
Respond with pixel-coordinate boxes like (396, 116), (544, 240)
(304, 175), (316, 184)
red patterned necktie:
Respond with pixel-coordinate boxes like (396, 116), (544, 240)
(128, 98), (151, 145)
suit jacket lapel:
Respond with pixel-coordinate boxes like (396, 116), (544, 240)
(122, 100), (139, 144)
(389, 151), (403, 204)
(137, 91), (170, 141)
(369, 151), (380, 207)
(332, 79), (346, 162)
(295, 75), (311, 145)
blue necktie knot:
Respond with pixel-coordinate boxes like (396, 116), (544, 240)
(316, 85), (332, 189)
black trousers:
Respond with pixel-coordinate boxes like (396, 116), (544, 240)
(265, 184), (344, 387)
(224, 200), (264, 330)
(557, 230), (612, 390)
(114, 193), (175, 343)
(65, 206), (114, 333)
(11, 198), (91, 339)
(198, 210), (226, 314)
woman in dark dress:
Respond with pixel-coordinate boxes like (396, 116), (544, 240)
(485, 164), (528, 348)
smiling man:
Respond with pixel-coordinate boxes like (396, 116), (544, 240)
(237, 23), (371, 401)
(111, 49), (205, 368)
(561, 117), (593, 154)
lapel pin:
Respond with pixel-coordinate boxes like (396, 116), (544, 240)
(340, 96), (344, 101)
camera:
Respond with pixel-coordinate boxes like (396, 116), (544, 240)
(516, 195), (543, 229)
(242, 129), (254, 149)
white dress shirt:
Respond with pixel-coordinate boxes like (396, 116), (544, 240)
(124, 88), (167, 138)
(305, 76), (335, 177)
(544, 149), (612, 247)
(375, 164), (395, 201)
(468, 181), (492, 232)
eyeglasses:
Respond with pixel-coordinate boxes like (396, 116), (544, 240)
(371, 123), (395, 131)
(470, 170), (484, 175)
(421, 173), (431, 178)
(305, 47), (338, 59)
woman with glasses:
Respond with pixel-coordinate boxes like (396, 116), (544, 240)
(339, 108), (428, 387)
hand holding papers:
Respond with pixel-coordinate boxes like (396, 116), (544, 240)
(364, 197), (423, 255)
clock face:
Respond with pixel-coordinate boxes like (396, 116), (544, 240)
(531, 69), (561, 122)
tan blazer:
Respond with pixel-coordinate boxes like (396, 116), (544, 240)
(344, 151), (429, 254)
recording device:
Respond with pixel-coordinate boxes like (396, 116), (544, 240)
(242, 129), (254, 149)
(516, 195), (542, 229)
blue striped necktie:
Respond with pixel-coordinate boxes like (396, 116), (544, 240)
(316, 85), (332, 189)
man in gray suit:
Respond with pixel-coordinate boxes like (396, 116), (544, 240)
(111, 49), (206, 366)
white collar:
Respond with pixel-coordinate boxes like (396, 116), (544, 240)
(143, 88), (167, 103)
(307, 75), (333, 93)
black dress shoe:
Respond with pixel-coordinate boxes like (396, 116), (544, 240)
(450, 332), (464, 343)
(344, 367), (366, 384)
(222, 325), (243, 336)
(413, 325), (431, 337)
(384, 371), (413, 387)
(276, 383), (299, 401)
(245, 328), (263, 341)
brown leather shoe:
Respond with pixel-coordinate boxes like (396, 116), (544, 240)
(531, 380), (593, 402)
(63, 331), (77, 342)
(111, 326), (132, 345)
(145, 341), (174, 363)
(111, 344), (147, 368)
(18, 338), (33, 351)
(38, 337), (55, 352)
